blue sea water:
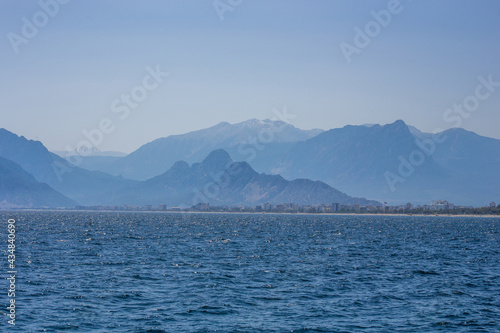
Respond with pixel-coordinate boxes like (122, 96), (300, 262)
(1, 212), (499, 332)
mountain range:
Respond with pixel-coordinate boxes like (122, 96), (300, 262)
(260, 121), (500, 205)
(0, 125), (373, 208)
(103, 149), (378, 207)
(1, 118), (499, 208)
(59, 119), (323, 180)
(0, 156), (75, 208)
(0, 128), (137, 205)
(57, 119), (500, 206)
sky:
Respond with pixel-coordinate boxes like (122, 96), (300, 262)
(1, 0), (499, 153)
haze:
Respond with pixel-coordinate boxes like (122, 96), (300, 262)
(1, 0), (499, 153)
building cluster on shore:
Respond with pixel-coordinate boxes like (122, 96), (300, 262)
(72, 200), (500, 215)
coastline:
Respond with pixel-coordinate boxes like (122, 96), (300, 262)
(2, 209), (500, 218)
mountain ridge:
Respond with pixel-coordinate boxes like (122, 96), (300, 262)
(0, 156), (76, 208)
(66, 119), (324, 180)
(104, 149), (379, 207)
(0, 128), (138, 205)
(265, 120), (499, 205)
(2, 118), (499, 207)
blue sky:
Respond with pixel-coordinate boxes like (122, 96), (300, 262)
(1, 0), (499, 153)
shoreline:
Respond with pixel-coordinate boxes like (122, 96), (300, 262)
(2, 209), (500, 218)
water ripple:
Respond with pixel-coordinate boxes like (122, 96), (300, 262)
(0, 212), (498, 332)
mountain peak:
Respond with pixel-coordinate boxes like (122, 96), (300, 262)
(201, 149), (233, 171)
(205, 148), (232, 160)
(170, 160), (190, 171)
(389, 119), (407, 127)
(149, 160), (190, 183)
(214, 121), (231, 128)
(234, 118), (289, 129)
(381, 120), (411, 135)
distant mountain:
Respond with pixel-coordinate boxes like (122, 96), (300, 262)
(73, 119), (323, 180)
(104, 149), (379, 207)
(267, 120), (440, 197)
(0, 156), (76, 208)
(0, 129), (137, 205)
(430, 127), (500, 204)
(4, 119), (498, 207)
(255, 121), (499, 206)
(52, 149), (126, 175)
(56, 155), (124, 174)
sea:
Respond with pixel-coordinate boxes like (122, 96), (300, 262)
(1, 211), (499, 332)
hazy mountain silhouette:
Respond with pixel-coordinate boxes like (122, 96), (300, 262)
(0, 129), (137, 205)
(0, 156), (76, 208)
(3, 118), (499, 207)
(259, 121), (499, 205)
(69, 119), (323, 180)
(104, 149), (379, 207)
(96, 119), (498, 206)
